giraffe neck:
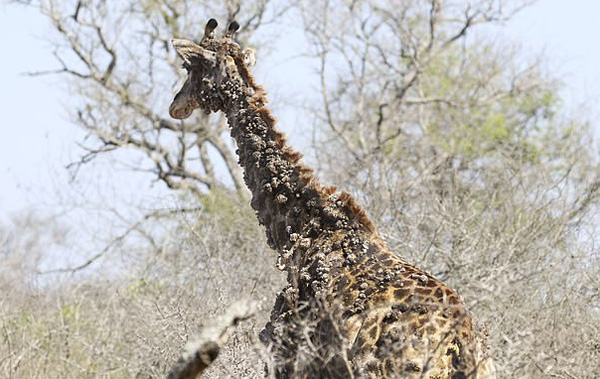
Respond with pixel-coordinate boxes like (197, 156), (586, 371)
(218, 65), (377, 273)
(222, 80), (320, 251)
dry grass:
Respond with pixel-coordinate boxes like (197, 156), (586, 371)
(0, 197), (283, 379)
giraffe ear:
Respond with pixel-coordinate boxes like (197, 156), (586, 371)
(171, 38), (214, 66)
(205, 19), (218, 36)
(225, 21), (240, 39)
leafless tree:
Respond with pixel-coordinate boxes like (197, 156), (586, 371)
(13, 0), (288, 197)
(299, 0), (600, 377)
(8, 0), (293, 274)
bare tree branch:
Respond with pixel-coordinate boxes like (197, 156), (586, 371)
(37, 206), (202, 275)
(166, 299), (256, 379)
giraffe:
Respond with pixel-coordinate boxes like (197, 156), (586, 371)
(168, 19), (496, 379)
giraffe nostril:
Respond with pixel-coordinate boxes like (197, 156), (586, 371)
(169, 105), (192, 119)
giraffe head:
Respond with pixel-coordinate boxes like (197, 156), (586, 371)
(169, 19), (256, 119)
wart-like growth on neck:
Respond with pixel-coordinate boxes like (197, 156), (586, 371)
(169, 19), (376, 254)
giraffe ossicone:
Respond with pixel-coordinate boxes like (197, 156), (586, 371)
(169, 18), (496, 379)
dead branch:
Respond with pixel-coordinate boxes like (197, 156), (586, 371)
(166, 299), (256, 379)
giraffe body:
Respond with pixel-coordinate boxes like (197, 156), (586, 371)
(168, 19), (495, 379)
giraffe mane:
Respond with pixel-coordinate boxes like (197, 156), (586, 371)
(235, 54), (377, 234)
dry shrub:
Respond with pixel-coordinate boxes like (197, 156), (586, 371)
(0, 195), (284, 378)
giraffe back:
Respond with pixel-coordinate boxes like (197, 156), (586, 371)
(262, 227), (496, 378)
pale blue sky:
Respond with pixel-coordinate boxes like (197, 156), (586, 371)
(501, 0), (600, 110)
(1, 0), (599, 224)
